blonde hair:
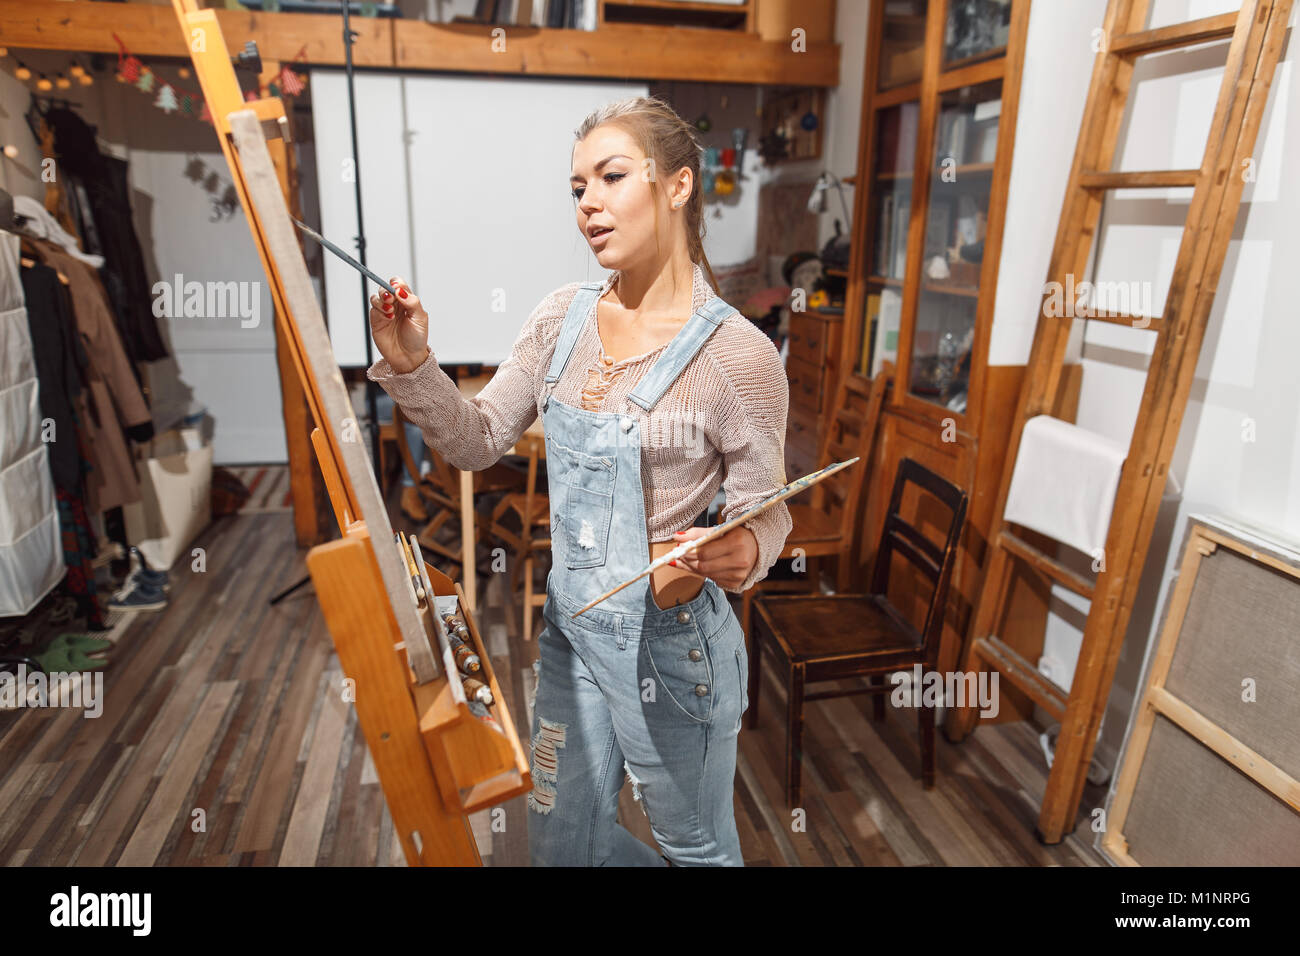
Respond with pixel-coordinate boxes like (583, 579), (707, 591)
(574, 95), (719, 293)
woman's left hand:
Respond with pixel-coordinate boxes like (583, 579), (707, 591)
(670, 525), (758, 592)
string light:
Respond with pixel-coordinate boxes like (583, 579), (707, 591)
(15, 63), (31, 81)
(36, 73), (53, 91)
(55, 73), (71, 90)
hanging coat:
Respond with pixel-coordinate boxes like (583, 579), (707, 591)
(32, 239), (152, 514)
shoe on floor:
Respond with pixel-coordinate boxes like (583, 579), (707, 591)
(128, 546), (170, 592)
(107, 579), (167, 612)
(400, 485), (428, 522)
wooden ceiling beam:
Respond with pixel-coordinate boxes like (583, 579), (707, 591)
(0, 1), (838, 86)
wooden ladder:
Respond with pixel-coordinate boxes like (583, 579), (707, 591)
(943, 0), (1293, 845)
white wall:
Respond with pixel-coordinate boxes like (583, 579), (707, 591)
(1013, 0), (1300, 773)
(991, 0), (1108, 365)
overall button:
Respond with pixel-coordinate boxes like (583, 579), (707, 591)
(677, 610), (691, 624)
(694, 684), (709, 697)
(688, 648), (702, 661)
(621, 416), (634, 432)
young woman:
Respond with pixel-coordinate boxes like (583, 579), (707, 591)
(367, 96), (792, 866)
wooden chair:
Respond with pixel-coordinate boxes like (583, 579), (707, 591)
(751, 457), (968, 807)
(393, 406), (524, 578)
(377, 419), (401, 494)
(485, 431), (550, 642)
(739, 362), (893, 639)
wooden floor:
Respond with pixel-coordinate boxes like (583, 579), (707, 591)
(0, 483), (1107, 866)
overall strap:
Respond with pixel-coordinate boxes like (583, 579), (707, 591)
(544, 281), (603, 385)
(626, 296), (733, 412)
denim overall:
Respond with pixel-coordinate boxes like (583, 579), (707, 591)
(526, 281), (750, 867)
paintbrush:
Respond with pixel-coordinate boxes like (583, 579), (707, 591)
(289, 215), (398, 298)
(568, 456), (861, 618)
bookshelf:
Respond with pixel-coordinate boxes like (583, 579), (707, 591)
(840, 0), (1065, 721)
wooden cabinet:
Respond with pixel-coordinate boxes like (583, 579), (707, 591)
(839, 0), (1060, 722)
(783, 308), (843, 482)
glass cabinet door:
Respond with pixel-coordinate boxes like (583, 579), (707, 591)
(862, 99), (921, 378)
(943, 0), (1012, 69)
(908, 78), (1002, 412)
(878, 1), (928, 89)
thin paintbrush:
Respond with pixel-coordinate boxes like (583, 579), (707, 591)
(289, 215), (398, 298)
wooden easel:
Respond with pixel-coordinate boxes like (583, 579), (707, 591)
(943, 0), (1293, 845)
(171, 0), (530, 865)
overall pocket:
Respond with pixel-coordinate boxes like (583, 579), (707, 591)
(643, 626), (715, 724)
(553, 441), (616, 570)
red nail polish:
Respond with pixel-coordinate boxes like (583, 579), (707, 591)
(671, 559), (679, 567)
(398, 289), (408, 299)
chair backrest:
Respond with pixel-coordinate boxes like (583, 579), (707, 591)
(808, 361), (893, 529)
(395, 405), (460, 508)
(869, 457), (968, 660)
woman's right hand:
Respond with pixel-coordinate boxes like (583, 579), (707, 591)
(370, 275), (430, 374)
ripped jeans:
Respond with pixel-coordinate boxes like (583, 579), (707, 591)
(526, 578), (749, 866)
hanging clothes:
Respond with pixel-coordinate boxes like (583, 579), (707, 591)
(41, 106), (170, 365)
(19, 257), (106, 628)
(0, 229), (65, 616)
(12, 194), (105, 269)
(19, 250), (87, 492)
(29, 237), (154, 514)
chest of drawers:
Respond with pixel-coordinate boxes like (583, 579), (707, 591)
(783, 308), (843, 481)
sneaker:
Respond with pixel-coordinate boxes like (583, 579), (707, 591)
(107, 579), (167, 612)
(128, 546), (170, 592)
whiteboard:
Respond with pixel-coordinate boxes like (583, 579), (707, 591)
(310, 70), (649, 367)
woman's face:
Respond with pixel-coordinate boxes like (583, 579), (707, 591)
(571, 124), (686, 270)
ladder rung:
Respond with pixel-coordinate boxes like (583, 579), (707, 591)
(1083, 309), (1165, 331)
(844, 375), (870, 397)
(999, 530), (1096, 600)
(973, 635), (1068, 721)
(836, 408), (865, 433)
(1078, 169), (1199, 189)
(1108, 12), (1238, 56)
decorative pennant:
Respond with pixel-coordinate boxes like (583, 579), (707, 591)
(154, 83), (177, 112)
(279, 63), (305, 96)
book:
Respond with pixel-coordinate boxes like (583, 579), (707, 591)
(892, 201), (909, 278)
(876, 193), (894, 276)
(897, 101), (919, 173)
(863, 293), (881, 376)
(873, 288), (901, 377)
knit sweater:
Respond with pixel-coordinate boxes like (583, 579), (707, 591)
(366, 261), (793, 594)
